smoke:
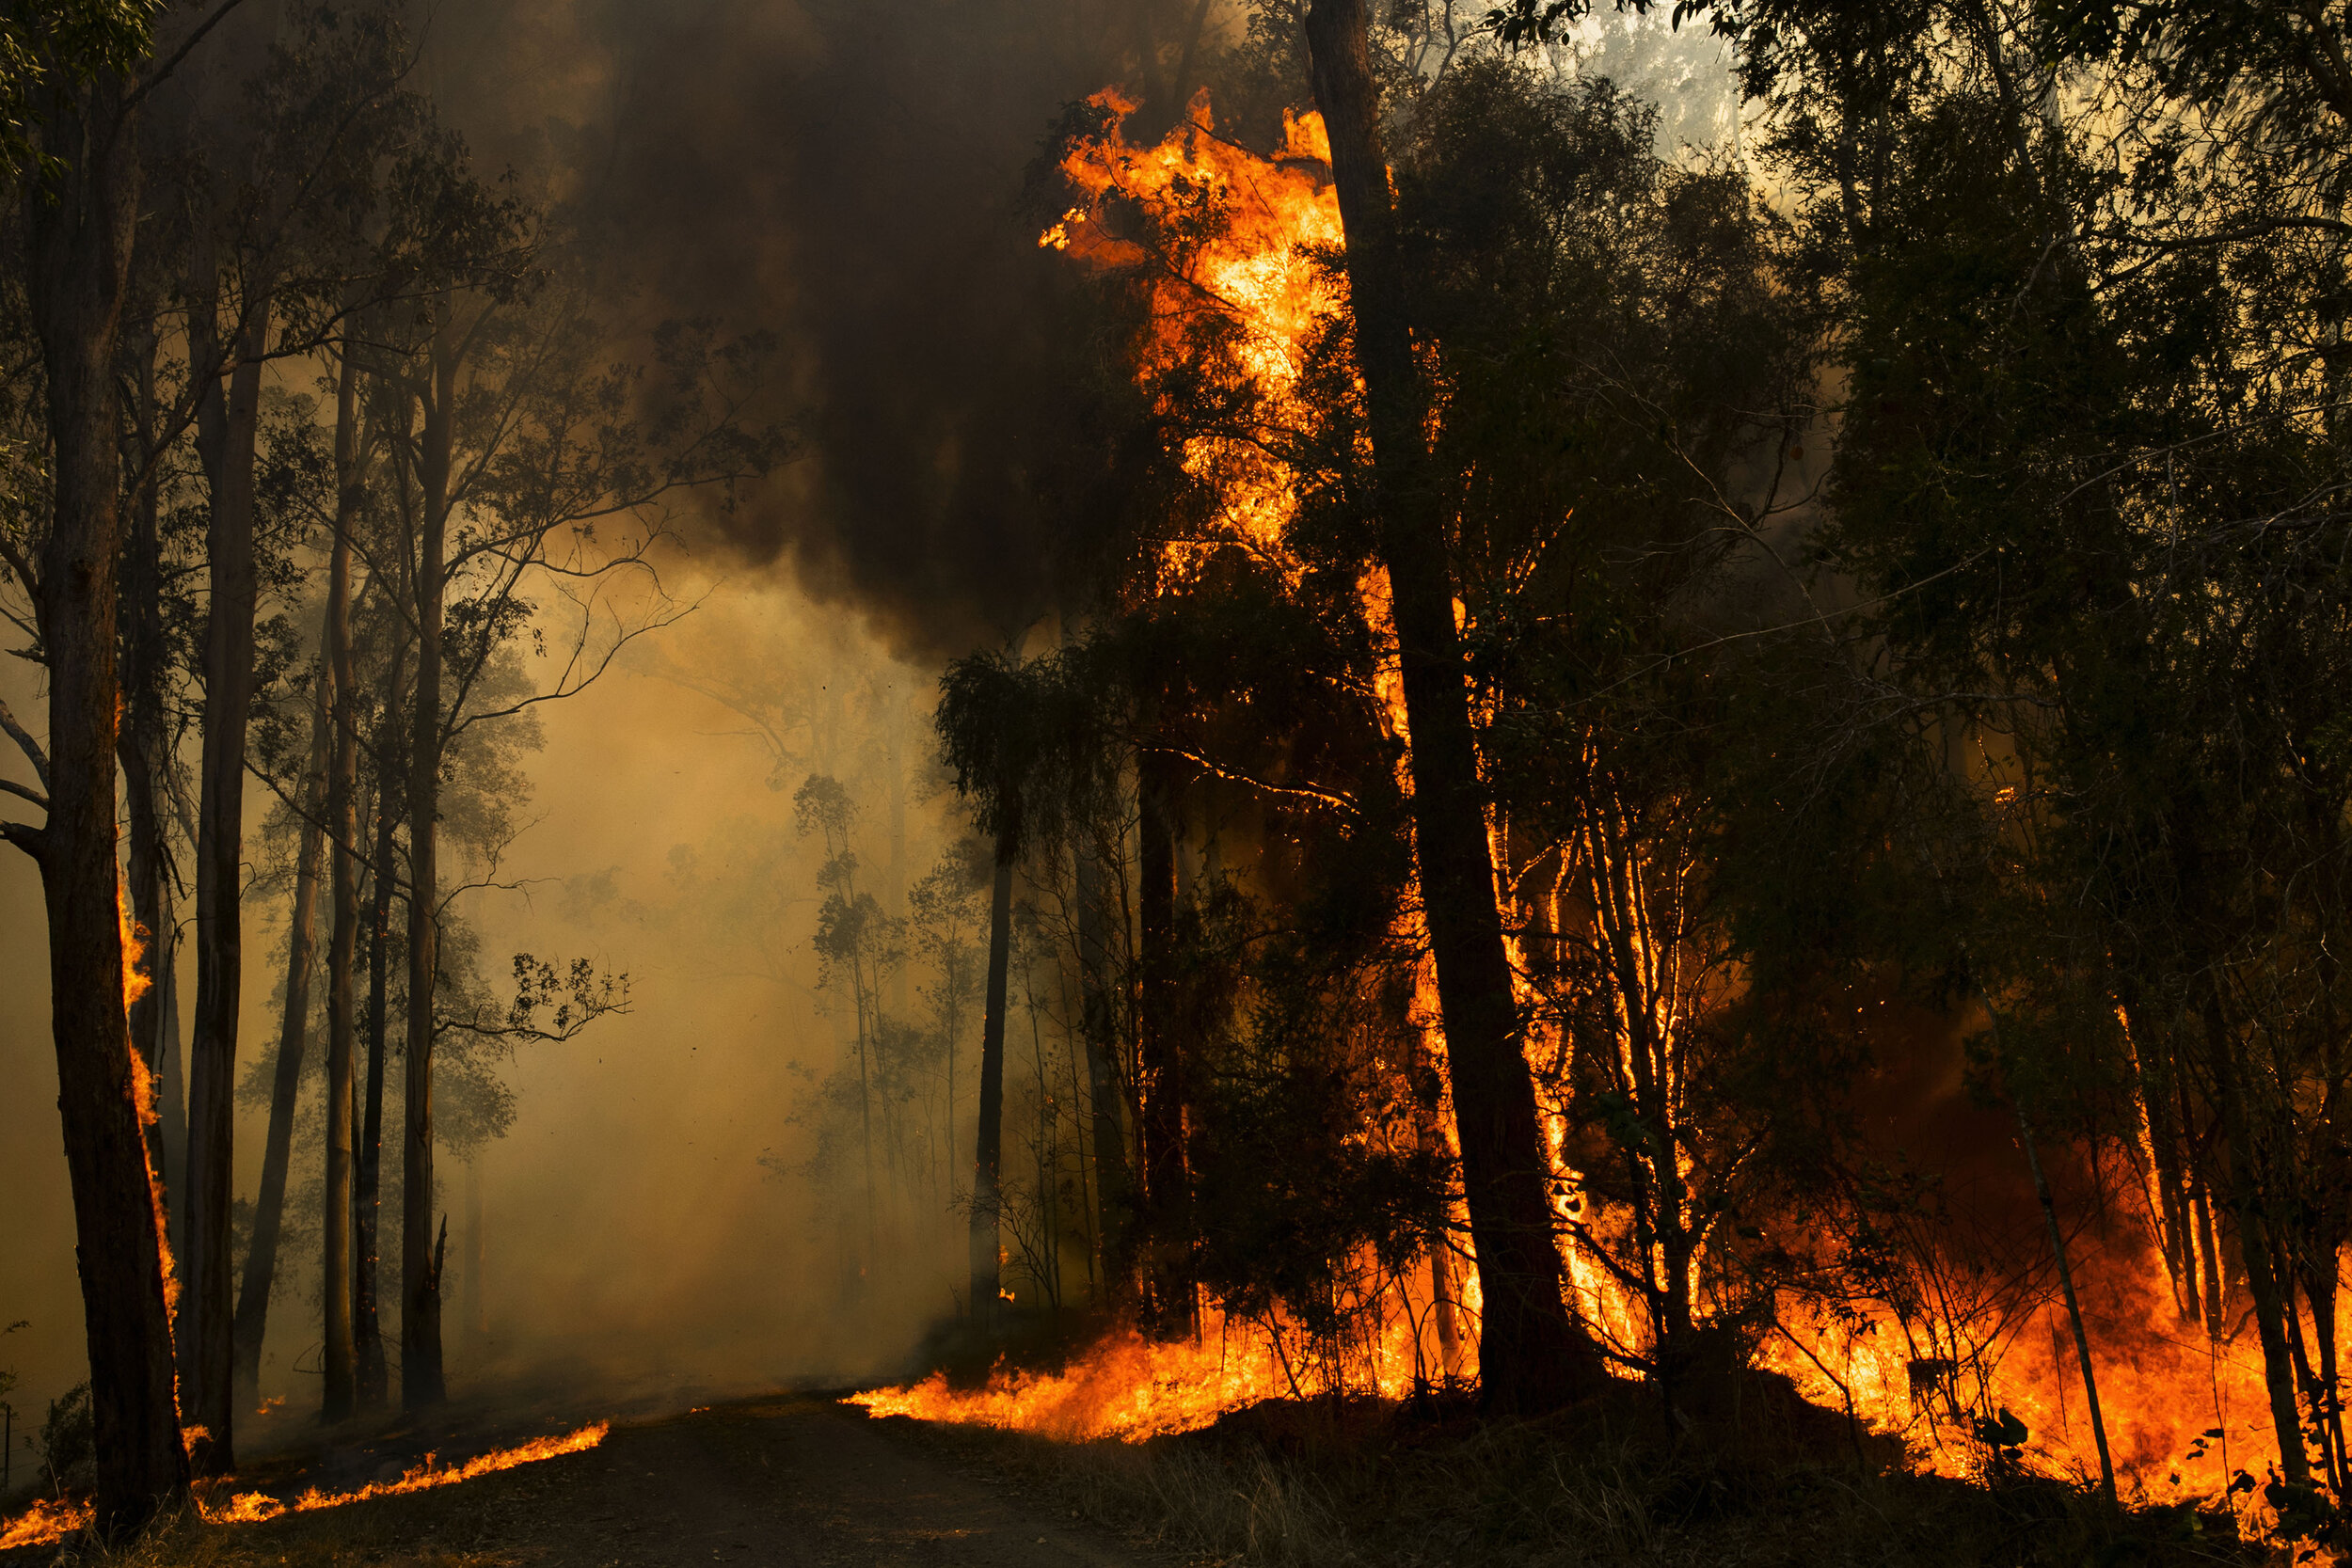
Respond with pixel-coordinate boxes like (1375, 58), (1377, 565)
(418, 0), (1191, 657)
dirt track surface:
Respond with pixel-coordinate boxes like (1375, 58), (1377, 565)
(345, 1398), (1148, 1568)
(12, 1398), (1157, 1568)
(351, 1397), (1143, 1568)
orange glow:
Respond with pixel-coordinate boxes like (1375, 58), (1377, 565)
(0, 1422), (611, 1549)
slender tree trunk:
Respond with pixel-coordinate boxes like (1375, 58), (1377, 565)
(403, 314), (458, 1410)
(354, 705), (402, 1410)
(322, 339), (364, 1422)
(971, 821), (1016, 1330)
(2017, 1106), (2120, 1507)
(158, 942), (188, 1257)
(2305, 1247), (2348, 1494)
(2193, 1173), (2226, 1338)
(1074, 846), (1132, 1308)
(1136, 757), (1191, 1336)
(1303, 0), (1600, 1415)
(231, 681), (330, 1410)
(18, 69), (190, 1537)
(1418, 1082), (1464, 1382)
(183, 283), (272, 1477)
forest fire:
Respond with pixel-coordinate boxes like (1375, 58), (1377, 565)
(5, 0), (2344, 1562)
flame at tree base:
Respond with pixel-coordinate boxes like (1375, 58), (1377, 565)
(0, 1421), (610, 1550)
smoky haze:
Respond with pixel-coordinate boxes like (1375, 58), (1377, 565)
(0, 0), (1765, 1449)
(4, 0), (1191, 1437)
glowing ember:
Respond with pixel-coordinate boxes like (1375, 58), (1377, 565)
(0, 1422), (610, 1549)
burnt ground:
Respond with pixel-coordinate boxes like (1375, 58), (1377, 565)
(4, 1398), (1169, 1568)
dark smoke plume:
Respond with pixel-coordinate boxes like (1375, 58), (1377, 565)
(427, 0), (1200, 657)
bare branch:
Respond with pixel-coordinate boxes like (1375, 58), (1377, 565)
(0, 695), (49, 790)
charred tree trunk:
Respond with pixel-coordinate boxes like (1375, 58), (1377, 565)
(1303, 0), (1600, 1415)
(403, 313), (459, 1410)
(231, 680), (330, 1410)
(971, 816), (1017, 1330)
(183, 283), (271, 1476)
(15, 68), (191, 1537)
(323, 339), (364, 1421)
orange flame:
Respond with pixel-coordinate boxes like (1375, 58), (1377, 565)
(1049, 88), (1343, 581)
(849, 1311), (1435, 1442)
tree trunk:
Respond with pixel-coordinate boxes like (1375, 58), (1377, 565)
(2016, 1103), (2119, 1506)
(970, 821), (1016, 1330)
(230, 679), (330, 1411)
(354, 688), (402, 1410)
(19, 68), (190, 1538)
(1303, 0), (1601, 1415)
(183, 282), (272, 1477)
(1136, 762), (1192, 1337)
(1074, 845), (1132, 1308)
(403, 313), (459, 1410)
(323, 338), (364, 1422)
